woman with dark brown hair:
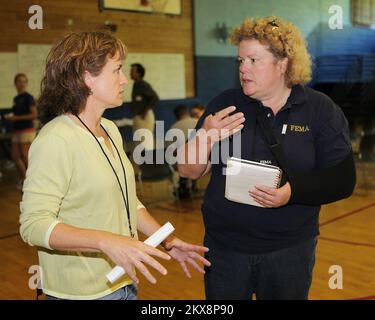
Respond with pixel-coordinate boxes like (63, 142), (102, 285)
(19, 31), (210, 300)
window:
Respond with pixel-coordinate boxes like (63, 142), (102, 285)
(352, 0), (375, 27)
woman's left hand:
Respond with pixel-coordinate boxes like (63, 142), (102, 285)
(163, 237), (211, 278)
(249, 182), (291, 208)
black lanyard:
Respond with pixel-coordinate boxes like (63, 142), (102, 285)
(75, 115), (134, 238)
(251, 102), (291, 163)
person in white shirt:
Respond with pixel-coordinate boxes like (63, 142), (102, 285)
(171, 105), (198, 142)
(171, 105), (198, 198)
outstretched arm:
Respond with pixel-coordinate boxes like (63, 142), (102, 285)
(137, 206), (211, 278)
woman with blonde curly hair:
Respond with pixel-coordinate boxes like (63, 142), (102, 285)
(178, 16), (355, 300)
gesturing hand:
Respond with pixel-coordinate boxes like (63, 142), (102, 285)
(163, 237), (211, 278)
(100, 234), (171, 284)
(249, 182), (292, 208)
(201, 106), (245, 143)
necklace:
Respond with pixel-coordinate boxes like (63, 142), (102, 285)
(75, 115), (135, 238)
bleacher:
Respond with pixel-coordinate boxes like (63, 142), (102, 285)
(312, 54), (375, 118)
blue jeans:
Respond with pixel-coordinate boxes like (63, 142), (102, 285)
(204, 234), (317, 300)
(46, 284), (138, 300)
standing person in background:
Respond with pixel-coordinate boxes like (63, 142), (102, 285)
(130, 63), (159, 151)
(6, 73), (37, 186)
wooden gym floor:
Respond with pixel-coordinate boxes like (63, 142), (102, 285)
(0, 160), (374, 300)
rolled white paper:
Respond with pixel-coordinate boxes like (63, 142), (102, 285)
(106, 222), (175, 283)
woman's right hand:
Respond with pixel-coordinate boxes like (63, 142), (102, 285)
(201, 106), (245, 142)
(99, 234), (171, 284)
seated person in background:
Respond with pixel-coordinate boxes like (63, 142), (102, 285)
(359, 134), (375, 161)
(191, 104), (205, 120)
(359, 118), (375, 161)
(171, 105), (198, 198)
(130, 63), (159, 151)
(171, 105), (198, 142)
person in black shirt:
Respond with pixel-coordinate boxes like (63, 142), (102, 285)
(6, 73), (37, 184)
(178, 16), (355, 300)
(130, 63), (159, 151)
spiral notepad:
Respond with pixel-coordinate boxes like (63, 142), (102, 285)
(225, 157), (282, 207)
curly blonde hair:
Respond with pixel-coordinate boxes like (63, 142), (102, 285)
(230, 16), (311, 87)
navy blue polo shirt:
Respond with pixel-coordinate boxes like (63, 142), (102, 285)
(12, 92), (35, 131)
(195, 85), (351, 254)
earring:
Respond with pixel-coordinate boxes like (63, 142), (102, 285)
(88, 89), (93, 95)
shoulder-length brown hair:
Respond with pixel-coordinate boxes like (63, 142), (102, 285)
(231, 16), (311, 87)
(38, 31), (126, 124)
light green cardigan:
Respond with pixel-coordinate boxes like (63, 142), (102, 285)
(20, 115), (144, 299)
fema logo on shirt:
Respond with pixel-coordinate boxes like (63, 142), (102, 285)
(260, 160), (272, 165)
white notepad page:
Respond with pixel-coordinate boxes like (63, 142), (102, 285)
(225, 157), (282, 207)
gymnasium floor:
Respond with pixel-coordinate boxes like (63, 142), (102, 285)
(0, 160), (373, 300)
